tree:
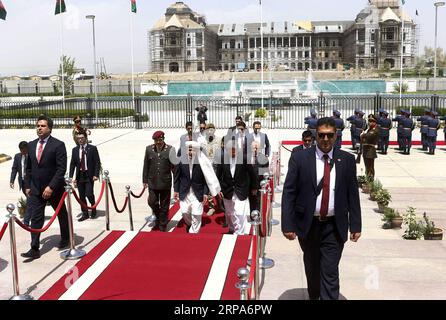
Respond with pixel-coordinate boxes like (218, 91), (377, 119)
(57, 55), (76, 95)
(417, 46), (446, 69)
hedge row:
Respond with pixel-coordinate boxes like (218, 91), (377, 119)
(0, 108), (135, 119)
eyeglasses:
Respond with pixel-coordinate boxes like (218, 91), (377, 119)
(303, 139), (313, 143)
(317, 132), (335, 139)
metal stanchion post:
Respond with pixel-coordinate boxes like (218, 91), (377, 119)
(235, 267), (250, 301)
(248, 210), (261, 300)
(126, 185), (134, 231)
(60, 178), (86, 260)
(6, 204), (33, 300)
(103, 170), (110, 231)
(258, 181), (275, 270)
(270, 171), (281, 208)
(268, 186), (279, 227)
(274, 151), (283, 192)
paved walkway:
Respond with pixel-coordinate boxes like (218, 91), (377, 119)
(0, 128), (445, 300)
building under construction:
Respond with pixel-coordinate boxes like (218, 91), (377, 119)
(148, 0), (419, 73)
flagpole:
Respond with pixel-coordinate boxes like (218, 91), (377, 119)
(260, 0), (264, 109)
(399, 3), (405, 109)
(59, 1), (66, 110)
(130, 9), (135, 111)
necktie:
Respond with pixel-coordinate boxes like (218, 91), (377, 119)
(320, 154), (331, 219)
(37, 140), (44, 163)
(80, 146), (86, 171)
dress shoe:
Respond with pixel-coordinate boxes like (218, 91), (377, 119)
(159, 225), (167, 232)
(90, 209), (97, 219)
(21, 249), (40, 260)
(78, 214), (89, 222)
(57, 240), (69, 249)
(207, 208), (216, 217)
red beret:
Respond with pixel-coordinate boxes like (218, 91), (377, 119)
(152, 130), (165, 140)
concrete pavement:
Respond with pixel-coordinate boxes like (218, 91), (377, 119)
(0, 127), (445, 300)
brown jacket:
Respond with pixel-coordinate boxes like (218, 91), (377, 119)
(361, 128), (379, 159)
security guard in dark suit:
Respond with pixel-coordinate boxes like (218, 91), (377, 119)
(401, 110), (415, 155)
(378, 110), (392, 155)
(304, 109), (318, 140)
(332, 110), (345, 149)
(347, 109), (359, 149)
(427, 111), (441, 155)
(392, 110), (406, 150)
(417, 109), (432, 151)
(143, 131), (177, 231)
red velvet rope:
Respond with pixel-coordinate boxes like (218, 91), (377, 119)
(247, 235), (258, 300)
(269, 177), (274, 204)
(130, 186), (147, 199)
(260, 188), (269, 238)
(0, 222), (8, 242)
(281, 144), (294, 153)
(72, 181), (106, 210)
(14, 192), (68, 233)
(108, 182), (129, 213)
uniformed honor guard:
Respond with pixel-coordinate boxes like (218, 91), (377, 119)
(359, 114), (379, 180)
(332, 110), (345, 149)
(378, 110), (392, 155)
(143, 131), (177, 232)
(353, 110), (367, 152)
(401, 110), (415, 155)
(440, 115), (446, 145)
(417, 109), (432, 151)
(304, 109), (318, 140)
(347, 109), (359, 149)
(392, 109), (406, 151)
(427, 111), (441, 155)
(376, 108), (384, 152)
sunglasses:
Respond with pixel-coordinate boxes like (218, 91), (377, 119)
(317, 132), (335, 139)
(74, 120), (81, 123)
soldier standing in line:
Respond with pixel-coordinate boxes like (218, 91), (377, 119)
(401, 110), (415, 155)
(332, 110), (345, 149)
(427, 111), (441, 155)
(378, 110), (392, 155)
(416, 109), (432, 151)
(440, 115), (446, 145)
(353, 110), (367, 153)
(359, 114), (379, 181)
(142, 131), (177, 232)
(392, 109), (406, 151)
(304, 109), (318, 140)
(376, 108), (384, 152)
(347, 109), (359, 150)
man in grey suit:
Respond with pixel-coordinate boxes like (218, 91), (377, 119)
(247, 121), (270, 158)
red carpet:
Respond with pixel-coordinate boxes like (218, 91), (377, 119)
(220, 235), (252, 300)
(79, 232), (223, 300)
(40, 231), (125, 300)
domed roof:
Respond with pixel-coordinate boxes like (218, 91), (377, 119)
(166, 2), (193, 15)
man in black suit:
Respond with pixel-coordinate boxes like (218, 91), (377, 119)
(291, 130), (314, 153)
(10, 141), (28, 196)
(21, 115), (70, 260)
(69, 130), (101, 222)
(217, 139), (257, 235)
(282, 117), (362, 300)
(174, 143), (209, 233)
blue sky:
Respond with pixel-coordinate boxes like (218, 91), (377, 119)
(0, 0), (444, 76)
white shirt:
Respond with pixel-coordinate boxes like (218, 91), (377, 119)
(230, 156), (237, 178)
(314, 146), (336, 217)
(35, 135), (50, 159)
(79, 143), (88, 171)
(21, 155), (26, 178)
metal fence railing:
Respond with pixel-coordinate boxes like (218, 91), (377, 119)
(1, 93), (445, 130)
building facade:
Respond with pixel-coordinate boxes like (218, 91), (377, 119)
(149, 1), (418, 72)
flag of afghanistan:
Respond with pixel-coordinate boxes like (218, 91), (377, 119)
(55, 0), (66, 15)
(131, 0), (137, 13)
(0, 1), (7, 20)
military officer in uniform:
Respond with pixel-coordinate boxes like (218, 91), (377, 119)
(332, 110), (345, 149)
(143, 131), (177, 232)
(304, 109), (318, 140)
(376, 108), (385, 152)
(401, 110), (415, 155)
(360, 114), (379, 180)
(417, 109), (432, 151)
(427, 111), (441, 155)
(347, 109), (359, 149)
(440, 115), (446, 145)
(353, 110), (367, 152)
(378, 110), (392, 155)
(392, 109), (406, 151)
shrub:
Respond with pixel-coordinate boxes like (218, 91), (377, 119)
(375, 188), (392, 207)
(402, 207), (424, 240)
(255, 108), (268, 118)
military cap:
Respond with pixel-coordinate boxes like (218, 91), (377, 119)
(310, 109), (317, 116)
(152, 130), (165, 140)
(378, 108), (385, 113)
(206, 123), (215, 129)
(431, 111), (438, 117)
(368, 114), (377, 122)
(358, 110), (365, 116)
(333, 110), (341, 117)
(382, 110), (389, 116)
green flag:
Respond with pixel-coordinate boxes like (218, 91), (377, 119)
(0, 1), (7, 20)
(131, 0), (137, 13)
(55, 0), (66, 15)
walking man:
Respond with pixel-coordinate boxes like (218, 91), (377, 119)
(281, 117), (361, 300)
